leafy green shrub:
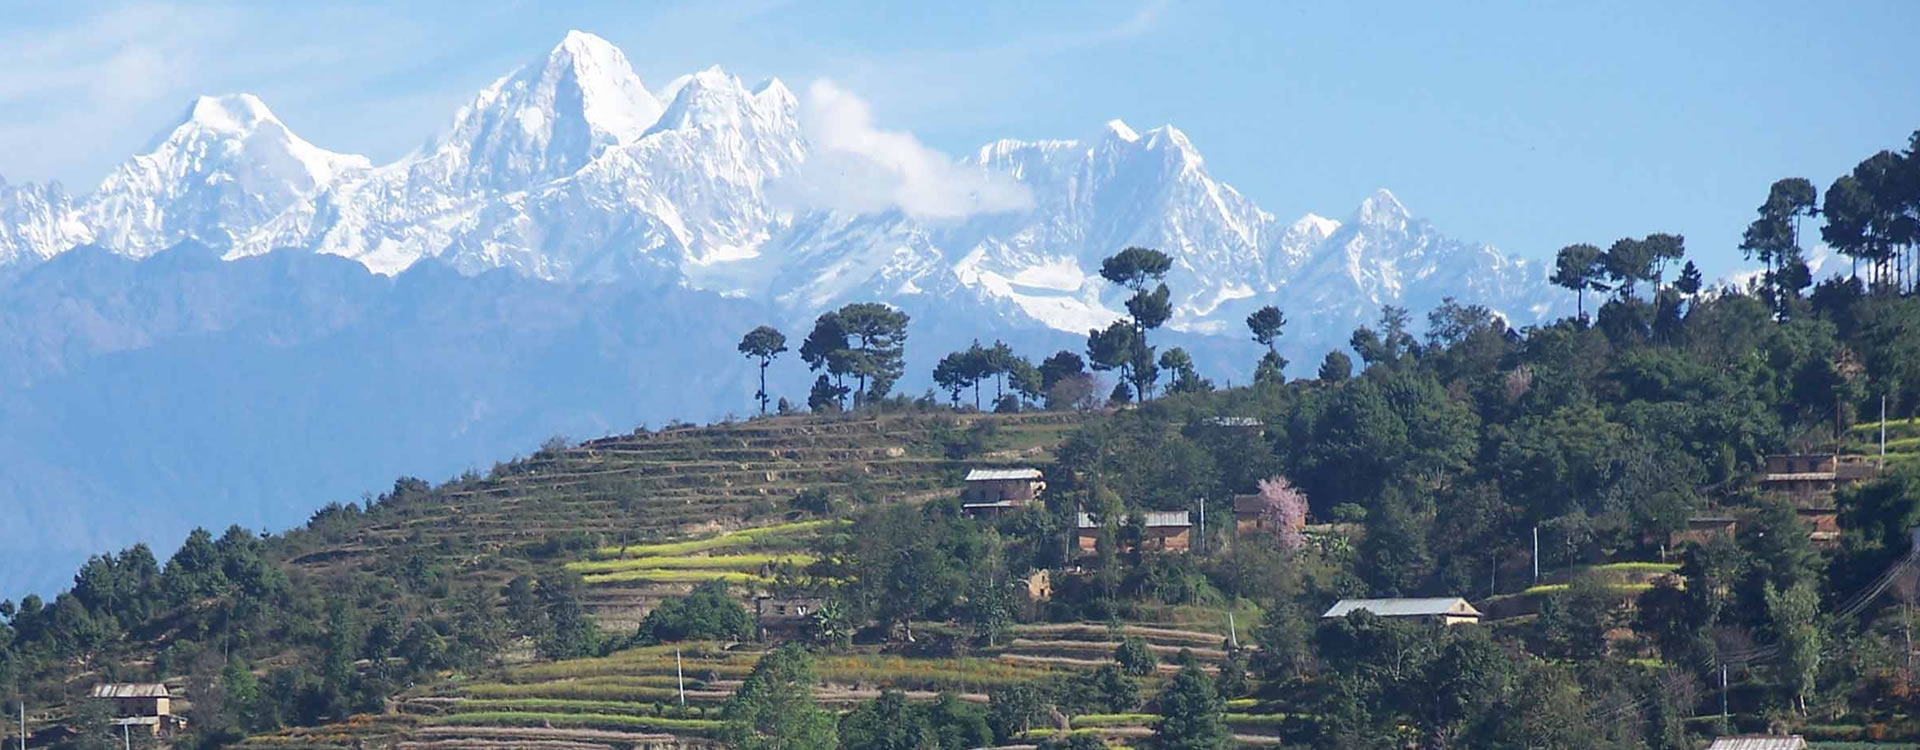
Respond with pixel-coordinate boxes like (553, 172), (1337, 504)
(634, 581), (754, 645)
(1114, 638), (1158, 677)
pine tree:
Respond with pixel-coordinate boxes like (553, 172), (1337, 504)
(737, 326), (788, 415)
(1151, 664), (1230, 750)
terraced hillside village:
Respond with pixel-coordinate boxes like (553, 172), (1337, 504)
(9, 133), (1920, 750)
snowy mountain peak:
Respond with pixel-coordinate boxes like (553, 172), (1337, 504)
(184, 93), (279, 134)
(432, 30), (661, 189)
(651, 66), (770, 132)
(554, 29), (619, 59)
(1291, 212), (1341, 239)
(1355, 187), (1410, 227)
(0, 178), (92, 264)
(0, 31), (1561, 353)
(77, 92), (369, 257)
(752, 77), (795, 104)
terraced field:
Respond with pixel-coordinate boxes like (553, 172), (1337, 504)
(1845, 418), (1920, 469)
(241, 410), (1293, 748)
(1475, 561), (1681, 620)
(240, 616), (1268, 750)
(281, 412), (1082, 629)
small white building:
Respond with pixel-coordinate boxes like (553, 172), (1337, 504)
(1321, 597), (1484, 626)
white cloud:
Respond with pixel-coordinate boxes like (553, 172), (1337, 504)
(776, 79), (1033, 220)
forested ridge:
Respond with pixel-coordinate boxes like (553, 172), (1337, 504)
(5, 132), (1920, 750)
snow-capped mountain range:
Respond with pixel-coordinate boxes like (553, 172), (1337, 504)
(0, 30), (1556, 343)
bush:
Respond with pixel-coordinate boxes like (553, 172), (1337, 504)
(791, 488), (837, 515)
(634, 581), (754, 645)
(1114, 638), (1157, 677)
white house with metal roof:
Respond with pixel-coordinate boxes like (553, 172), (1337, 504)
(1322, 597), (1484, 626)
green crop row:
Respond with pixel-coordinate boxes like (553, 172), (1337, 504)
(1590, 562), (1681, 573)
(1072, 713), (1155, 727)
(454, 698), (667, 716)
(463, 682), (686, 703)
(588, 520), (841, 559)
(567, 553), (815, 574)
(815, 654), (1058, 690)
(1520, 582), (1655, 596)
(436, 710), (723, 735)
(505, 658), (755, 683)
(581, 569), (772, 584)
(1847, 418), (1920, 436)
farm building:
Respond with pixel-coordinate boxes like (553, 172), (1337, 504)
(1022, 569), (1053, 601)
(89, 683), (184, 736)
(1668, 516), (1737, 549)
(1758, 453), (1875, 496)
(1322, 597), (1484, 626)
(754, 596), (825, 639)
(961, 468), (1046, 516)
(1704, 736), (1807, 750)
(1232, 494), (1306, 535)
(1074, 511), (1193, 556)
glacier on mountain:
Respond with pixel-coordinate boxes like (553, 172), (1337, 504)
(0, 29), (1559, 347)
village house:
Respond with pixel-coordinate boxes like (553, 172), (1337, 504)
(754, 596), (825, 639)
(1022, 569), (1053, 602)
(1232, 493), (1306, 536)
(1074, 511), (1193, 556)
(1668, 516), (1737, 549)
(961, 468), (1046, 517)
(1758, 453), (1875, 496)
(1321, 597), (1484, 626)
(90, 683), (185, 736)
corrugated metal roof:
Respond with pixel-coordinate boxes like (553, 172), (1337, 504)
(1705, 736), (1807, 750)
(1202, 417), (1263, 427)
(1076, 511), (1192, 529)
(92, 684), (170, 699)
(965, 468), (1044, 482)
(1233, 494), (1264, 513)
(1321, 598), (1483, 619)
(1762, 472), (1837, 482)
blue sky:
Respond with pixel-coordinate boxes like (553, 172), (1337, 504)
(1, 0), (1916, 274)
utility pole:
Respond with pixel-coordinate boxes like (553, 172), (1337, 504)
(676, 649), (686, 708)
(1226, 612), (1238, 650)
(1532, 526), (1540, 584)
(1196, 497), (1205, 556)
(18, 701), (24, 750)
(1720, 663), (1729, 725)
(1883, 394), (1890, 471)
(121, 722), (129, 750)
